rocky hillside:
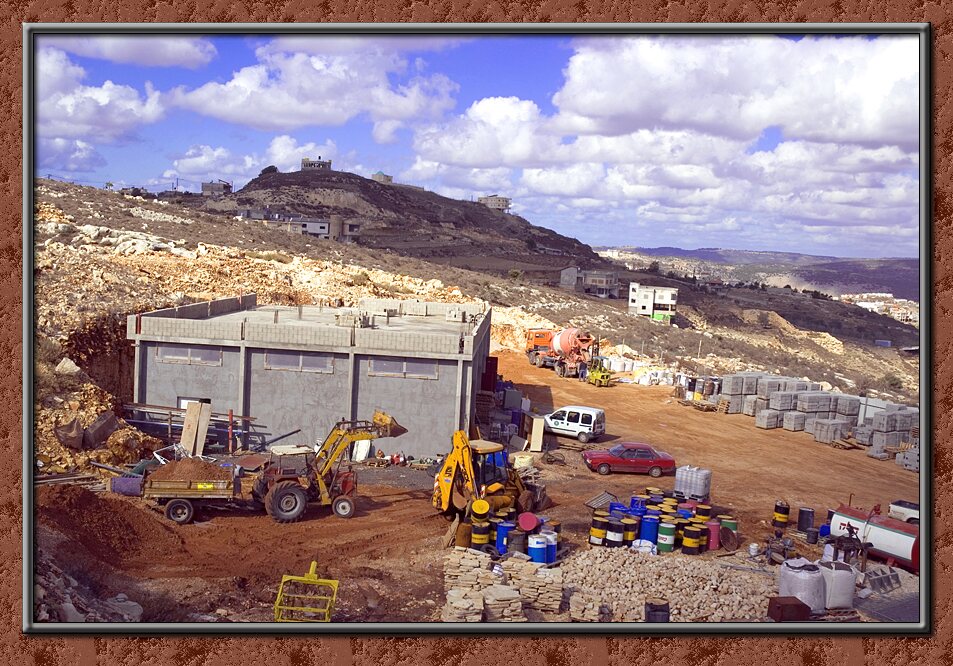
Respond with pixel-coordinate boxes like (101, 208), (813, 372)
(32, 179), (920, 415)
(196, 168), (603, 266)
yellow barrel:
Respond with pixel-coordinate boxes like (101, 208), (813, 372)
(471, 500), (490, 521)
(621, 518), (638, 545)
(772, 500), (790, 529)
(645, 487), (662, 496)
(590, 516), (609, 546)
(471, 521), (490, 545)
(662, 497), (679, 506)
(695, 504), (712, 518)
(682, 526), (702, 555)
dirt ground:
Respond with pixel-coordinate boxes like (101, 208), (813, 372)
(33, 349), (919, 624)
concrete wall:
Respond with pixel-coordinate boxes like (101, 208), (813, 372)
(352, 355), (461, 457)
(245, 349), (351, 447)
(138, 341), (242, 414)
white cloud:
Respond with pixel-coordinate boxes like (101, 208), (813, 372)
(36, 47), (164, 143)
(37, 138), (106, 172)
(170, 42), (459, 136)
(163, 135), (339, 186)
(39, 36), (217, 68)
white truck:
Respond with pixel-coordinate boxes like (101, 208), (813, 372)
(887, 499), (919, 525)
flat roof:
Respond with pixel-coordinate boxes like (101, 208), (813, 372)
(212, 305), (480, 336)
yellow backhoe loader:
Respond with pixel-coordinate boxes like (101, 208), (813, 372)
(432, 427), (548, 520)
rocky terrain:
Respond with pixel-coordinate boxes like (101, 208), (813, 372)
(197, 168), (603, 265)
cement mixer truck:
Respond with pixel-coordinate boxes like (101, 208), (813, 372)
(525, 327), (597, 379)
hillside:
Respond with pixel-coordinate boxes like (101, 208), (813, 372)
(32, 178), (920, 407)
(196, 168), (603, 267)
(601, 246), (920, 301)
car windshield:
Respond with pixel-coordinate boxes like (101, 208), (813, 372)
(608, 444), (626, 456)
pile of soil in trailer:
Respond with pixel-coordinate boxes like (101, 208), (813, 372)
(148, 458), (233, 481)
(36, 484), (184, 563)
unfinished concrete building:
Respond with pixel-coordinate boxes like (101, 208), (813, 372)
(628, 282), (678, 322)
(126, 295), (491, 458)
(301, 157), (333, 171)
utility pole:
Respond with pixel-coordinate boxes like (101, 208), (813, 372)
(697, 337), (703, 360)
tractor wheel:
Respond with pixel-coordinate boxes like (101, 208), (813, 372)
(649, 466), (663, 478)
(597, 464), (611, 476)
(577, 432), (590, 444)
(164, 499), (194, 525)
(264, 481), (308, 523)
(332, 496), (356, 519)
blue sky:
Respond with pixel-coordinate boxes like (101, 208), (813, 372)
(34, 33), (921, 258)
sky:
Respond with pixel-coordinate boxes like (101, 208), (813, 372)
(33, 33), (921, 258)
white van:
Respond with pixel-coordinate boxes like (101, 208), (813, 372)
(544, 406), (606, 443)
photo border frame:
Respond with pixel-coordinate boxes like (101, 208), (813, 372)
(22, 21), (932, 635)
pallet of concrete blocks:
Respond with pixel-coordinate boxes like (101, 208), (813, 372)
(896, 447), (920, 472)
(853, 426), (873, 446)
(804, 416), (817, 435)
(783, 411), (808, 432)
(797, 392), (832, 413)
(726, 394), (745, 414)
(866, 440), (890, 460)
(482, 584), (527, 622)
(568, 589), (612, 622)
(871, 431), (902, 448)
(872, 412), (901, 433)
(756, 377), (786, 398)
(756, 409), (782, 429)
(813, 419), (848, 444)
(740, 373), (765, 395)
(722, 375), (745, 395)
(895, 410), (918, 433)
(742, 395), (759, 417)
(754, 398), (769, 415)
(441, 588), (485, 622)
(769, 391), (799, 411)
(501, 555), (564, 613)
(834, 396), (861, 417)
(444, 547), (497, 593)
(784, 380), (810, 392)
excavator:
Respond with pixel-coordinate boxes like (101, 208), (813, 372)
(251, 410), (407, 523)
(432, 427), (549, 521)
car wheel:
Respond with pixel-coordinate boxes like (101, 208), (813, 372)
(332, 495), (356, 519)
(164, 499), (194, 525)
(909, 518), (919, 526)
(527, 352), (537, 366)
(264, 481), (308, 523)
(597, 464), (611, 476)
(577, 432), (590, 444)
(649, 466), (663, 478)
(535, 354), (546, 368)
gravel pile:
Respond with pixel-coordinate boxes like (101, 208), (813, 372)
(563, 548), (776, 622)
(568, 590), (611, 622)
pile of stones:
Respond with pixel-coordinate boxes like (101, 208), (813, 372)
(563, 548), (775, 622)
(501, 552), (563, 613)
(443, 547), (497, 592)
(440, 588), (484, 622)
(568, 590), (612, 622)
(482, 584), (527, 622)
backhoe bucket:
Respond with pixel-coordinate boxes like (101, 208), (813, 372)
(273, 561), (339, 622)
(373, 410), (408, 439)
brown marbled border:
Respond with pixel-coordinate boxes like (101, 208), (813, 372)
(7, 4), (946, 663)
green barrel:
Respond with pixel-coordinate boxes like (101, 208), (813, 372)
(657, 522), (676, 552)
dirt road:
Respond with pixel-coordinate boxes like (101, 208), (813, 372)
(495, 350), (920, 532)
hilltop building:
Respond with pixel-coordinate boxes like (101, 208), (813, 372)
(201, 180), (232, 197)
(559, 267), (620, 298)
(301, 157), (333, 171)
(628, 283), (678, 323)
(371, 171), (394, 184)
(126, 295), (492, 457)
(478, 194), (511, 213)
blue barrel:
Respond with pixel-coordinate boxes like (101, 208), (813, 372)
(819, 523), (831, 538)
(639, 516), (660, 544)
(649, 494), (664, 504)
(630, 495), (647, 511)
(541, 529), (558, 563)
(609, 502), (627, 514)
(496, 521), (516, 554)
(528, 535), (548, 563)
(647, 509), (662, 517)
(609, 510), (629, 520)
(677, 509), (694, 519)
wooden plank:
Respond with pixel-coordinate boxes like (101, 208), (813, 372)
(179, 402), (202, 455)
(193, 402), (214, 457)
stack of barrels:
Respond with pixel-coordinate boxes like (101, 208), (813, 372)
(477, 505), (560, 564)
(587, 487), (740, 557)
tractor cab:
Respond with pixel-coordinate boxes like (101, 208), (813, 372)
(469, 439), (509, 495)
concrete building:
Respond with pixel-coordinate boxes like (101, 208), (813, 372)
(201, 180), (233, 197)
(126, 295), (491, 457)
(371, 171), (394, 184)
(559, 267), (620, 298)
(478, 194), (511, 213)
(301, 157), (333, 171)
(628, 283), (678, 322)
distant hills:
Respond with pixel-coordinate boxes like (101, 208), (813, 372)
(598, 246), (920, 302)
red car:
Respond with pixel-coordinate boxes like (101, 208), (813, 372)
(582, 443), (676, 477)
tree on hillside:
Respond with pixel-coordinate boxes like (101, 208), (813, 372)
(647, 261), (660, 273)
(259, 165), (279, 176)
